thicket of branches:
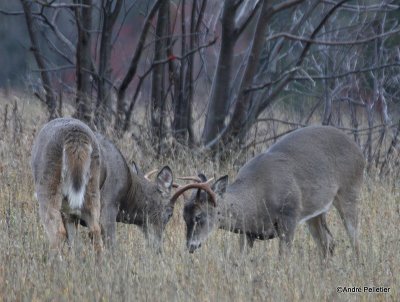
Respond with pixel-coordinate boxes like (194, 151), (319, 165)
(1, 0), (399, 171)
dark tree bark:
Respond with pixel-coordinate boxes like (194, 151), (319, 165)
(95, 0), (123, 130)
(172, 0), (207, 146)
(220, 0), (273, 146)
(151, 0), (170, 153)
(20, 0), (58, 120)
(74, 0), (93, 125)
(171, 0), (188, 145)
(201, 0), (237, 145)
(115, 0), (166, 132)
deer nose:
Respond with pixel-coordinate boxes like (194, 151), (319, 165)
(188, 242), (201, 253)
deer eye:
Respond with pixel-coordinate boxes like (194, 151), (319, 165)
(166, 209), (173, 219)
(195, 213), (204, 223)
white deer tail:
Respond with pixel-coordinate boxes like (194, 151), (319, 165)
(61, 138), (92, 210)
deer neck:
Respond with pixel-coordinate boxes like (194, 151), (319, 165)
(119, 173), (148, 225)
(216, 189), (248, 233)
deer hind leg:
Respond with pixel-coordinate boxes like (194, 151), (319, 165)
(100, 204), (118, 249)
(307, 213), (335, 258)
(38, 190), (67, 257)
(334, 188), (360, 257)
(62, 214), (78, 249)
(239, 233), (255, 254)
(80, 160), (103, 256)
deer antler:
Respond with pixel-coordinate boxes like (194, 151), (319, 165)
(170, 179), (216, 207)
(145, 168), (181, 188)
(144, 169), (158, 181)
(177, 176), (215, 183)
(177, 176), (203, 183)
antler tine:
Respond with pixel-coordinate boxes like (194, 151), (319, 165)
(205, 177), (214, 184)
(144, 169), (158, 181)
(177, 176), (202, 183)
(170, 182), (217, 207)
(177, 176), (214, 183)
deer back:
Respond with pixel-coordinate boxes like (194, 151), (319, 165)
(226, 126), (364, 227)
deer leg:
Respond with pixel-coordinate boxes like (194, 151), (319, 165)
(239, 234), (255, 253)
(81, 204), (103, 256)
(81, 161), (103, 256)
(62, 215), (78, 249)
(38, 191), (67, 258)
(100, 204), (118, 249)
(334, 189), (360, 258)
(277, 217), (296, 257)
(307, 213), (335, 258)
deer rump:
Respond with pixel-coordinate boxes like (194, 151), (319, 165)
(31, 118), (131, 252)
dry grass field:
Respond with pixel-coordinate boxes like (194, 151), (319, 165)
(0, 96), (398, 301)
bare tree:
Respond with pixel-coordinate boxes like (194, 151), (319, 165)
(74, 0), (93, 125)
(20, 0), (58, 119)
(95, 0), (123, 130)
(171, 0), (208, 146)
(115, 0), (167, 131)
(4, 0), (399, 170)
(151, 0), (170, 151)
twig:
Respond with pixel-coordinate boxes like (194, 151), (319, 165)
(248, 63), (400, 93)
(33, 1), (91, 9)
(266, 27), (400, 46)
(256, 118), (307, 128)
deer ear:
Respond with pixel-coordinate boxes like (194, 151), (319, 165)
(131, 160), (140, 175)
(212, 175), (228, 196)
(157, 166), (173, 194)
(197, 173), (207, 182)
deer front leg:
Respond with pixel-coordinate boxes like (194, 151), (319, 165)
(277, 217), (296, 258)
(37, 189), (67, 260)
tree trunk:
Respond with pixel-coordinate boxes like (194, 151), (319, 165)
(201, 0), (237, 145)
(21, 0), (57, 120)
(151, 0), (170, 153)
(220, 0), (271, 146)
(74, 0), (93, 125)
(115, 0), (166, 132)
(96, 0), (122, 131)
(172, 0), (206, 146)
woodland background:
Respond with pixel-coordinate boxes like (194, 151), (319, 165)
(0, 0), (399, 168)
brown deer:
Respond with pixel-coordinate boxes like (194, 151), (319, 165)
(171, 126), (365, 257)
(31, 118), (175, 256)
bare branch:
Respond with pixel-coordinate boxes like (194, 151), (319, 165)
(271, 0), (306, 14)
(0, 9), (25, 16)
(234, 0), (262, 37)
(32, 65), (75, 72)
(122, 36), (217, 133)
(33, 0), (91, 9)
(322, 0), (399, 12)
(117, 0), (166, 103)
(247, 0), (350, 122)
(37, 9), (76, 53)
(267, 27), (400, 46)
(246, 62), (400, 93)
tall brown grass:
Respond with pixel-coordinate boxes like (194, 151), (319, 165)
(0, 95), (398, 301)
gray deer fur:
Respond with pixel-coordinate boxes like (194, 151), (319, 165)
(183, 126), (365, 257)
(31, 117), (174, 255)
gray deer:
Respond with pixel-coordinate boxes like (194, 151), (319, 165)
(31, 117), (174, 256)
(171, 126), (365, 257)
